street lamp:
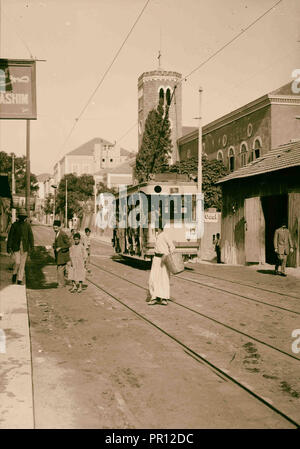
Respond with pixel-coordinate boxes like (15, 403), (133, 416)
(51, 184), (57, 224)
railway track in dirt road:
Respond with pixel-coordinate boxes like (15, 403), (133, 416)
(85, 260), (300, 429)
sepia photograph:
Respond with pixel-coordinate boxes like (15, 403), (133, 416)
(0, 0), (299, 436)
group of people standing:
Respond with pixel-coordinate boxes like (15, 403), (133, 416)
(52, 221), (91, 293)
(6, 209), (295, 291)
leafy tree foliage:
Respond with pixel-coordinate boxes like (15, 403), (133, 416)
(0, 151), (38, 193)
(43, 193), (54, 216)
(96, 181), (116, 196)
(168, 156), (228, 211)
(56, 173), (95, 220)
(134, 99), (172, 183)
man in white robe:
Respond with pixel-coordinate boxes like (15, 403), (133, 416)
(148, 226), (175, 306)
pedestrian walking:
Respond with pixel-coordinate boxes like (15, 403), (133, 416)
(83, 227), (91, 273)
(7, 208), (34, 285)
(215, 233), (221, 263)
(53, 220), (71, 288)
(273, 223), (293, 276)
(148, 225), (175, 306)
(69, 233), (86, 293)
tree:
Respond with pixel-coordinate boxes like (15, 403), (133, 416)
(43, 193), (54, 216)
(0, 151), (38, 194)
(56, 173), (95, 220)
(134, 99), (172, 183)
(168, 156), (228, 211)
(96, 181), (116, 196)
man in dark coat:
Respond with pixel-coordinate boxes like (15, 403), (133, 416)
(53, 220), (71, 288)
(7, 208), (34, 285)
(273, 223), (293, 276)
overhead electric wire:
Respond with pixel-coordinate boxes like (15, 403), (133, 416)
(116, 121), (138, 145)
(148, 0), (284, 174)
(58, 0), (151, 158)
(1, 6), (34, 58)
(182, 0), (283, 83)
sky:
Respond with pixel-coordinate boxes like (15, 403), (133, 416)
(0, 0), (299, 175)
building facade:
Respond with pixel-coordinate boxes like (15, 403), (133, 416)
(53, 137), (133, 185)
(94, 158), (134, 190)
(178, 82), (300, 172)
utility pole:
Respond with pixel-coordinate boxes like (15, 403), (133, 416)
(65, 178), (68, 228)
(51, 184), (57, 224)
(0, 0), (2, 57)
(11, 153), (16, 223)
(94, 182), (97, 214)
(197, 87), (203, 258)
(197, 87), (203, 194)
(25, 120), (31, 218)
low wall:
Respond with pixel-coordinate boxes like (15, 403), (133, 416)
(200, 212), (221, 261)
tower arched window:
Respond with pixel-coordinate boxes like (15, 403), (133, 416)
(159, 88), (164, 103)
(240, 142), (248, 167)
(228, 147), (235, 172)
(166, 88), (171, 106)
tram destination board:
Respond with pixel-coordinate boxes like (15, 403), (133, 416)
(0, 58), (37, 119)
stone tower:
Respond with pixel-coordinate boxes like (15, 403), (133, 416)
(137, 68), (182, 164)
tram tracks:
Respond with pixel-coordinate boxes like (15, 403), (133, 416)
(89, 261), (300, 362)
(86, 263), (300, 428)
(179, 267), (300, 301)
(176, 272), (300, 316)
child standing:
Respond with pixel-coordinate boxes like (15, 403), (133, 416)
(69, 233), (86, 293)
(83, 227), (91, 273)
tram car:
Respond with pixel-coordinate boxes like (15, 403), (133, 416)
(112, 173), (201, 261)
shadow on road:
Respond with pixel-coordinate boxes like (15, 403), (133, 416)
(26, 246), (57, 289)
(113, 257), (151, 271)
(256, 269), (277, 276)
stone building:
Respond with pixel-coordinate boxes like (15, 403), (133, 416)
(178, 81), (300, 172)
(94, 158), (135, 190)
(53, 137), (133, 185)
(138, 69), (182, 163)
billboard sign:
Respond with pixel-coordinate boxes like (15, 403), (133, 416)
(0, 59), (37, 119)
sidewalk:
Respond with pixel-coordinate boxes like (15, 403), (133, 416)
(0, 254), (34, 429)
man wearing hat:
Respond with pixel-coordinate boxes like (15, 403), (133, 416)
(7, 208), (34, 285)
(53, 220), (71, 288)
(274, 223), (294, 277)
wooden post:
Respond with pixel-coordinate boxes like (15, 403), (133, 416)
(26, 120), (31, 218)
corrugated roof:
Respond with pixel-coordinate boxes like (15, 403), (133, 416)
(217, 140), (300, 184)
